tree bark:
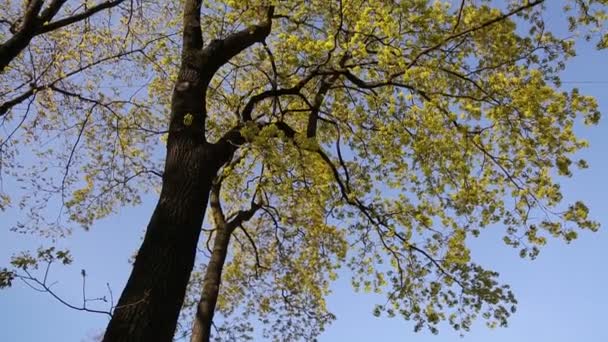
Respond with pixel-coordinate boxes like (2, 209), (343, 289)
(103, 5), (220, 338)
(0, 0), (44, 73)
(189, 226), (231, 342)
(102, 139), (226, 341)
(102, 83), (234, 340)
(102, 2), (273, 340)
(189, 182), (260, 342)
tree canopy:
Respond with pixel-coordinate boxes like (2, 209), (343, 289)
(0, 1), (606, 341)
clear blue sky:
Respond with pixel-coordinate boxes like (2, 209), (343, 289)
(1, 4), (608, 342)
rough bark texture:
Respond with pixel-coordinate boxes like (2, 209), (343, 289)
(102, 139), (225, 341)
(102, 48), (226, 338)
(102, 2), (273, 341)
(103, 1), (219, 338)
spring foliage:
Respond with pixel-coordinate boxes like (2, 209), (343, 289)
(1, 0), (606, 340)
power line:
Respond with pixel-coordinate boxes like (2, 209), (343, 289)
(562, 81), (608, 84)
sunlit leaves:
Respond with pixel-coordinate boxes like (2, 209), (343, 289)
(193, 0), (602, 338)
(566, 0), (608, 49)
(0, 268), (15, 289)
(1, 1), (171, 233)
(1, 0), (604, 340)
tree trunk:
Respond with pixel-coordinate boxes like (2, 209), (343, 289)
(102, 135), (226, 341)
(102, 2), (273, 340)
(102, 35), (226, 339)
(190, 226), (232, 342)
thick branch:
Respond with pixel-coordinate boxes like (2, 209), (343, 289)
(225, 202), (261, 232)
(22, 0), (45, 29)
(182, 0), (203, 52)
(197, 7), (274, 84)
(0, 88), (35, 116)
(190, 181), (260, 342)
(0, 0), (125, 73)
(38, 0), (125, 34)
(240, 72), (317, 122)
(307, 75), (339, 138)
(209, 178), (226, 228)
(37, 0), (68, 24)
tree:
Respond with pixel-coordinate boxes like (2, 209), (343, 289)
(0, 0), (605, 341)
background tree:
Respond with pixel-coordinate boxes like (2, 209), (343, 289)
(1, 1), (606, 341)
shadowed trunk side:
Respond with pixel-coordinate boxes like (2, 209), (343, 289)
(103, 2), (274, 340)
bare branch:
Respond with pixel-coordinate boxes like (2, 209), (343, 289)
(238, 224), (268, 276)
(15, 266), (113, 317)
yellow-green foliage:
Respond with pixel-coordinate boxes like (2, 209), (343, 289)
(1, 0), (605, 339)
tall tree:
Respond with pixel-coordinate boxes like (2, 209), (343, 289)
(1, 1), (606, 341)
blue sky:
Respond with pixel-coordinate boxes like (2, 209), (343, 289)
(1, 3), (608, 342)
